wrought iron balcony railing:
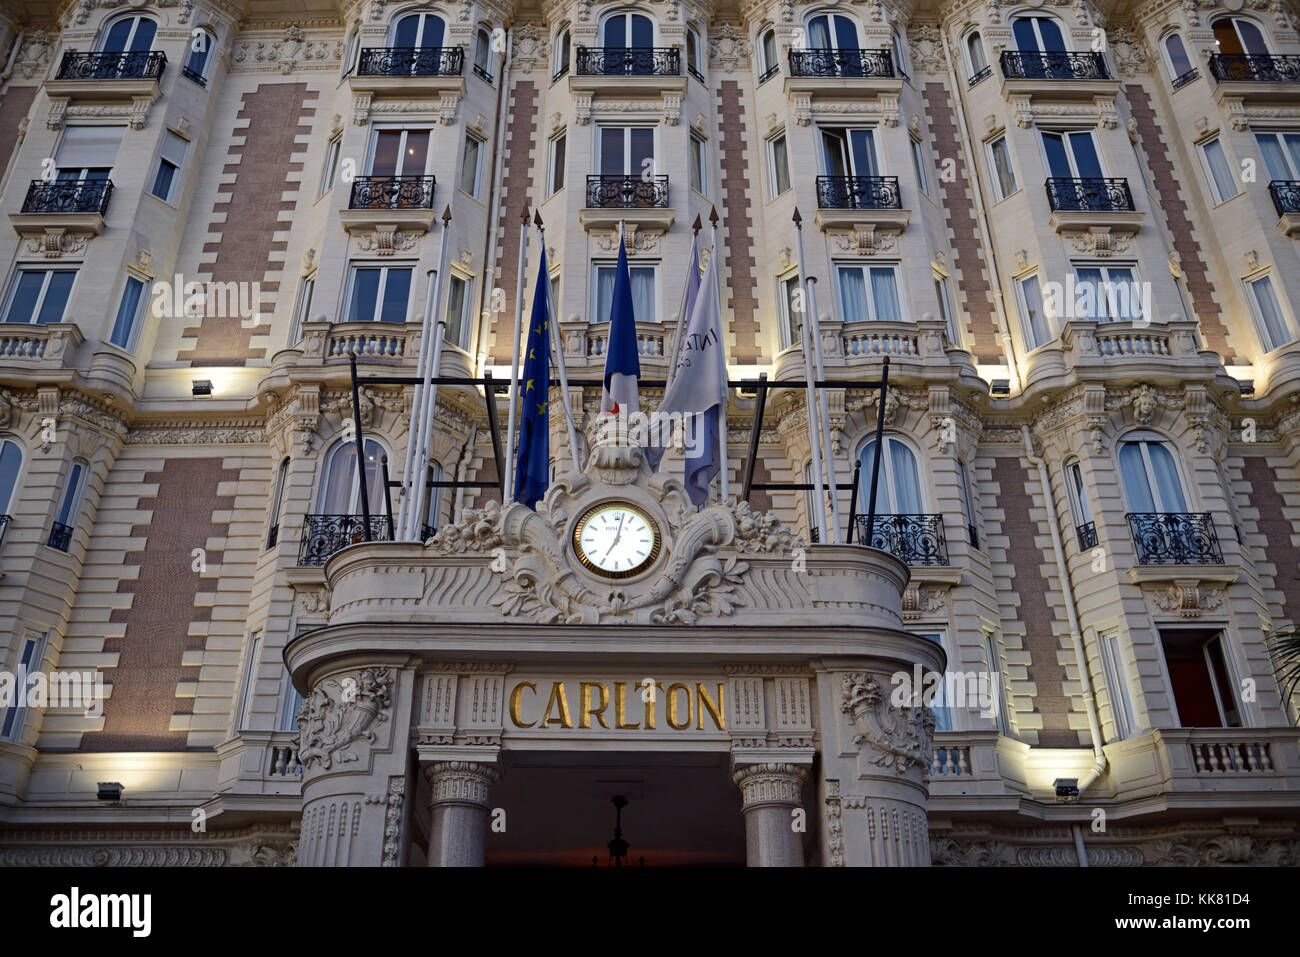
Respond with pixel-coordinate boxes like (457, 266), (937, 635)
(1208, 53), (1300, 83)
(1126, 512), (1223, 565)
(969, 64), (992, 86)
(349, 175), (436, 210)
(999, 50), (1109, 81)
(21, 179), (114, 215)
(473, 64), (493, 83)
(1045, 177), (1135, 212)
(46, 521), (73, 552)
(421, 524), (437, 541)
(0, 515), (10, 545)
(855, 514), (949, 566)
(1269, 180), (1300, 217)
(758, 62), (780, 84)
(586, 174), (670, 208)
(1172, 68), (1198, 89)
(182, 65), (206, 86)
(56, 50), (167, 81)
(357, 46), (464, 77)
(1076, 521), (1098, 551)
(575, 47), (681, 76)
(816, 175), (902, 210)
(267, 524), (280, 549)
(298, 514), (391, 566)
(788, 47), (896, 78)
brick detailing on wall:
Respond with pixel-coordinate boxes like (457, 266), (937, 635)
(991, 457), (1079, 748)
(179, 83), (318, 366)
(1125, 83), (1234, 362)
(749, 453), (774, 513)
(0, 86), (36, 172)
(86, 458), (239, 751)
(923, 83), (1000, 364)
(716, 81), (762, 364)
(465, 447), (501, 510)
(1241, 455), (1300, 626)
(489, 80), (538, 363)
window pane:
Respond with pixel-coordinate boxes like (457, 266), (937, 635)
(0, 441), (21, 513)
(446, 276), (467, 346)
(869, 268), (902, 323)
(1074, 267), (1105, 320)
(967, 33), (987, 72)
(689, 136), (703, 193)
(772, 136), (790, 194)
(4, 272), (46, 323)
(889, 441), (923, 513)
(990, 138), (1016, 197)
(36, 272), (75, 325)
(594, 266), (615, 323)
(460, 136), (480, 194)
(838, 267), (868, 322)
(782, 276), (801, 345)
(379, 268), (412, 324)
(150, 160), (177, 199)
(57, 462), (85, 525)
(109, 277), (145, 347)
(1146, 443), (1187, 512)
(57, 126), (124, 171)
(1165, 34), (1192, 76)
(347, 268), (380, 322)
(912, 138), (928, 193)
(1202, 139), (1238, 202)
(1250, 275), (1292, 350)
(1118, 443), (1156, 513)
(549, 135), (566, 195)
(1019, 275), (1049, 347)
(630, 267), (654, 323)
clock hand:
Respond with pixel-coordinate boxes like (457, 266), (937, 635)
(603, 513), (627, 558)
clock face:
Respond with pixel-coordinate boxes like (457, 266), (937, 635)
(573, 503), (661, 579)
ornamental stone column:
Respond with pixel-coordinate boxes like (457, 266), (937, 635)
(424, 761), (500, 867)
(731, 761), (809, 867)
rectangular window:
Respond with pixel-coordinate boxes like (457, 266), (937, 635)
(1067, 461), (1093, 527)
(109, 274), (149, 349)
(689, 132), (707, 196)
(1, 633), (46, 740)
(987, 136), (1018, 200)
(1160, 629), (1241, 728)
(1099, 629), (1135, 740)
(1199, 138), (1240, 204)
(366, 128), (432, 177)
(1016, 273), (1052, 349)
(917, 633), (953, 732)
(592, 262), (656, 324)
(779, 272), (802, 348)
(445, 273), (473, 348)
(55, 460), (86, 529)
(934, 274), (959, 344)
(1255, 131), (1300, 181)
(319, 134), (342, 197)
(278, 668), (304, 733)
(1245, 273), (1296, 352)
(343, 265), (413, 324)
(236, 632), (262, 731)
(148, 130), (188, 203)
(911, 136), (929, 195)
(837, 264), (903, 323)
(769, 133), (791, 197)
(55, 125), (124, 179)
(548, 132), (566, 196)
(267, 458), (289, 549)
(290, 273), (316, 344)
(459, 133), (483, 197)
(1, 268), (76, 325)
(1072, 264), (1144, 322)
(957, 460), (978, 549)
(983, 631), (1009, 734)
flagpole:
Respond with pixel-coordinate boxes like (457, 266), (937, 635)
(503, 205), (530, 503)
(806, 275), (842, 544)
(666, 216), (702, 389)
(407, 205), (452, 540)
(536, 211), (582, 473)
(398, 240), (440, 539)
(710, 206), (729, 502)
(792, 208), (827, 543)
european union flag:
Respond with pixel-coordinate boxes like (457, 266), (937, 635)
(513, 249), (551, 509)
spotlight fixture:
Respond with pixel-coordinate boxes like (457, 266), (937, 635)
(990, 379), (1011, 396)
(1238, 380), (1255, 397)
(97, 781), (124, 802)
(1053, 778), (1079, 800)
(191, 379), (214, 396)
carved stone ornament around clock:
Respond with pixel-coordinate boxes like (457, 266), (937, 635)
(294, 668), (394, 770)
(840, 672), (934, 774)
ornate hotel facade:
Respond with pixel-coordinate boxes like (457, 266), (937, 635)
(0, 0), (1298, 867)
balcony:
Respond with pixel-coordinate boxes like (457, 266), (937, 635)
(56, 50), (167, 81)
(348, 47), (466, 108)
(182, 65), (206, 87)
(817, 175), (901, 210)
(1076, 521), (1098, 551)
(46, 522), (73, 552)
(789, 47), (895, 79)
(579, 175), (674, 232)
(0, 323), (84, 372)
(298, 514), (391, 567)
(1057, 320), (1216, 379)
(0, 515), (10, 546)
(1000, 50), (1109, 81)
(1209, 53), (1300, 83)
(1045, 177), (1142, 233)
(1105, 728), (1300, 802)
(1269, 180), (1300, 237)
(855, 514), (949, 567)
(1126, 512), (1223, 566)
(11, 180), (114, 236)
(338, 175), (438, 236)
(784, 47), (903, 104)
(358, 46), (463, 77)
(575, 47), (680, 77)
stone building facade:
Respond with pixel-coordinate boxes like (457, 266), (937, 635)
(0, 0), (1297, 866)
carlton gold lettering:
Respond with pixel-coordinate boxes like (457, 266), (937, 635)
(696, 682), (724, 730)
(509, 681), (537, 728)
(539, 682), (573, 728)
(579, 682), (610, 729)
(613, 682), (640, 729)
(666, 683), (692, 730)
(645, 681), (666, 730)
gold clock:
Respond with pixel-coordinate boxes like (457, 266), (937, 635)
(572, 502), (661, 579)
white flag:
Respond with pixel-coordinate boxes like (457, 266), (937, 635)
(660, 251), (724, 417)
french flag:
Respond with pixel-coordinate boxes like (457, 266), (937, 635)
(600, 228), (641, 415)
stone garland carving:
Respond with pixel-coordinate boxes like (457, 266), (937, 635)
(1105, 26), (1150, 76)
(13, 30), (53, 79)
(708, 23), (751, 73)
(511, 23), (548, 72)
(24, 231), (91, 260)
(355, 227), (420, 256)
(824, 779), (845, 866)
(321, 387), (404, 428)
(0, 846), (228, 867)
(232, 25), (341, 74)
(840, 673), (934, 775)
(930, 837), (1012, 866)
(294, 668), (394, 771)
(373, 776), (405, 867)
(125, 427), (265, 445)
(908, 25), (945, 75)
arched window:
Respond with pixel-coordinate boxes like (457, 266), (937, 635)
(1162, 33), (1196, 86)
(47, 457), (88, 552)
(806, 13), (859, 51)
(0, 438), (23, 525)
(758, 28), (779, 82)
(1212, 16), (1270, 56)
(1012, 15), (1067, 52)
(891, 26), (909, 76)
(1064, 457), (1096, 549)
(99, 14), (156, 53)
(267, 456), (290, 549)
(965, 30), (989, 82)
(597, 10), (657, 75)
(1117, 433), (1187, 514)
(391, 11), (446, 49)
(474, 26), (493, 81)
(183, 27), (217, 85)
(857, 436), (923, 516)
(342, 26), (360, 77)
(316, 438), (386, 515)
(686, 25), (704, 80)
(553, 26), (571, 80)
